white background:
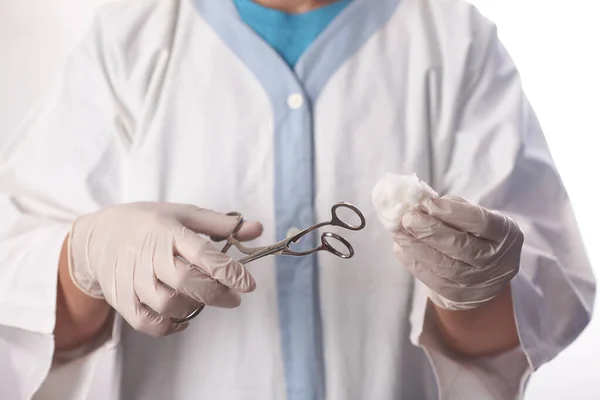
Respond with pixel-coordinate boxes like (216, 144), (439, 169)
(1, 0), (598, 398)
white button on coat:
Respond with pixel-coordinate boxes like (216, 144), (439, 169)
(286, 93), (304, 110)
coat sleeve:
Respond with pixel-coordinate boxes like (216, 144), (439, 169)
(0, 16), (127, 399)
(410, 8), (595, 400)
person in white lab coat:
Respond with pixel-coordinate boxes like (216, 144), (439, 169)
(0, 0), (595, 399)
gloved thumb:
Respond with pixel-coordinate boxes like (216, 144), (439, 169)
(170, 204), (263, 241)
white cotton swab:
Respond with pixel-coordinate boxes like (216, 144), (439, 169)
(371, 172), (438, 231)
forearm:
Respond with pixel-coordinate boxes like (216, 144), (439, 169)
(431, 285), (519, 357)
(54, 235), (112, 352)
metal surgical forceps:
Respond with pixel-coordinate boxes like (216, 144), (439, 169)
(172, 202), (366, 324)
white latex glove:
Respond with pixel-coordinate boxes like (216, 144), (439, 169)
(68, 202), (263, 336)
(394, 195), (524, 310)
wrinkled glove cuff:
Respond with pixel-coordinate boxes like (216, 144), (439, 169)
(428, 290), (497, 311)
(67, 218), (104, 299)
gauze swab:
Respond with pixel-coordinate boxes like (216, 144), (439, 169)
(371, 172), (438, 231)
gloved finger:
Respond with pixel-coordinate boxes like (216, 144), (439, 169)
(393, 241), (506, 304)
(134, 272), (204, 319)
(130, 303), (189, 338)
(155, 255), (246, 307)
(420, 196), (508, 242)
(132, 234), (205, 318)
(171, 257), (242, 308)
(172, 226), (256, 292)
(393, 232), (481, 285)
(393, 241), (465, 296)
(116, 275), (188, 337)
(208, 287), (242, 308)
(401, 210), (496, 268)
(168, 204), (264, 241)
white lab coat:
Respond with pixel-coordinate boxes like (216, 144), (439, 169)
(0, 0), (595, 399)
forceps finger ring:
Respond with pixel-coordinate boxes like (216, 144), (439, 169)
(171, 258), (207, 324)
(172, 304), (206, 324)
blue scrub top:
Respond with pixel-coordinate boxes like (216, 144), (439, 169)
(234, 0), (352, 67)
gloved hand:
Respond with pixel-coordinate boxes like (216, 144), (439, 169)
(68, 202), (262, 336)
(393, 195), (524, 310)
